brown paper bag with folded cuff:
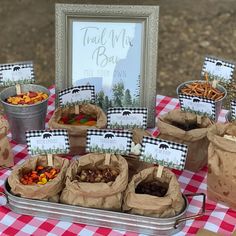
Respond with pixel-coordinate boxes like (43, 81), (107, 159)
(157, 109), (213, 172)
(8, 155), (69, 202)
(207, 123), (236, 210)
(48, 104), (107, 155)
(123, 166), (185, 218)
(60, 153), (128, 211)
(0, 115), (14, 168)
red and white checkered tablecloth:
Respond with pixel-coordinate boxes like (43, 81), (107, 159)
(0, 87), (235, 236)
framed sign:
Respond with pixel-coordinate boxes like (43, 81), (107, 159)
(55, 4), (159, 127)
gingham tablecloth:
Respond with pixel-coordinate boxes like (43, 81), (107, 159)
(0, 86), (235, 236)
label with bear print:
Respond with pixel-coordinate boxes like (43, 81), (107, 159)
(58, 85), (95, 107)
(86, 129), (132, 155)
(26, 129), (70, 155)
(107, 107), (148, 129)
(140, 137), (188, 170)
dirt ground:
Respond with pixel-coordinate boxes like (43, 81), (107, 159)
(0, 0), (236, 97)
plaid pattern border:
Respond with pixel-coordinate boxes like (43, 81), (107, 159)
(201, 56), (235, 82)
(107, 107), (148, 129)
(230, 100), (236, 120)
(0, 61), (35, 85)
(0, 88), (235, 236)
(141, 136), (187, 170)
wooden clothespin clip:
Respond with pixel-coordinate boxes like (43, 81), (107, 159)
(156, 165), (164, 178)
(15, 84), (21, 95)
(75, 104), (80, 115)
(47, 154), (53, 166)
(105, 153), (111, 166)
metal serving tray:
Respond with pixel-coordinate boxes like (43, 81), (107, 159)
(0, 179), (205, 236)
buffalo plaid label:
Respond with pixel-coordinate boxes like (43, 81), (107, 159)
(178, 94), (216, 120)
(107, 107), (148, 129)
(26, 129), (70, 155)
(140, 137), (188, 170)
(201, 56), (235, 83)
(231, 100), (236, 120)
(86, 129), (132, 155)
(58, 85), (95, 107)
(0, 61), (35, 86)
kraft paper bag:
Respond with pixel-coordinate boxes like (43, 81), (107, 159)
(0, 115), (14, 168)
(123, 166), (185, 218)
(8, 155), (69, 202)
(207, 123), (236, 209)
(157, 109), (213, 172)
(60, 153), (128, 211)
(48, 104), (107, 155)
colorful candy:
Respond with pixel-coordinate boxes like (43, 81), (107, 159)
(20, 165), (60, 185)
(59, 113), (97, 126)
(6, 91), (48, 105)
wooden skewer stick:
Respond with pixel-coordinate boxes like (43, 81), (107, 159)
(15, 84), (21, 95)
(105, 153), (111, 166)
(156, 165), (164, 178)
(75, 105), (80, 115)
(47, 154), (53, 167)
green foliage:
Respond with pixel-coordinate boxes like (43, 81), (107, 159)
(2, 78), (34, 86)
(112, 81), (124, 107)
(30, 147), (68, 155)
(88, 144), (129, 155)
(123, 89), (132, 106)
(181, 107), (215, 120)
(109, 122), (143, 129)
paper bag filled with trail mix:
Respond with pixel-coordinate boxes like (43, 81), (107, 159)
(207, 123), (236, 209)
(123, 166), (185, 218)
(157, 109), (213, 172)
(60, 153), (128, 211)
(8, 155), (69, 202)
(48, 104), (107, 155)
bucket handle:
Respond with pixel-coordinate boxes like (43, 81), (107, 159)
(174, 192), (206, 229)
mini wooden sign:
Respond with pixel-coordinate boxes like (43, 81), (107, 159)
(26, 129), (70, 155)
(231, 100), (236, 120)
(0, 61), (35, 86)
(140, 136), (188, 171)
(201, 56), (235, 84)
(178, 94), (216, 120)
(58, 85), (95, 107)
(107, 107), (148, 129)
(86, 129), (132, 155)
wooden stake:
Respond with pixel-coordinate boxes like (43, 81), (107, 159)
(105, 153), (111, 166)
(15, 84), (21, 95)
(196, 115), (202, 125)
(156, 165), (164, 178)
(47, 154), (53, 166)
(212, 80), (218, 88)
(75, 105), (80, 115)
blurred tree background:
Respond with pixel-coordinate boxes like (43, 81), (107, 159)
(0, 0), (235, 97)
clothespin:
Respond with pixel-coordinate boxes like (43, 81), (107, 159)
(47, 154), (53, 166)
(156, 165), (164, 178)
(75, 104), (80, 115)
(15, 84), (21, 95)
(105, 153), (111, 166)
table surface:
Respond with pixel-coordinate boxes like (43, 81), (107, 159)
(0, 86), (235, 236)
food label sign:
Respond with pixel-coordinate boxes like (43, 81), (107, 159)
(0, 61), (35, 86)
(178, 94), (216, 120)
(107, 107), (148, 129)
(86, 129), (132, 155)
(26, 130), (70, 155)
(140, 137), (188, 170)
(58, 85), (95, 107)
(201, 56), (235, 84)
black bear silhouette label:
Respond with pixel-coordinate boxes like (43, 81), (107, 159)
(159, 143), (170, 150)
(104, 132), (115, 139)
(42, 132), (52, 139)
(72, 88), (81, 94)
(122, 110), (132, 116)
(12, 66), (21, 71)
(192, 98), (200, 103)
(215, 61), (223, 67)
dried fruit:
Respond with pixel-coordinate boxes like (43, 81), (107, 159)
(59, 113), (97, 126)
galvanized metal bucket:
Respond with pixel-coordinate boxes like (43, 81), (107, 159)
(176, 80), (227, 122)
(0, 84), (49, 143)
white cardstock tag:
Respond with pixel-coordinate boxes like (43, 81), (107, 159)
(201, 56), (235, 84)
(107, 107), (148, 129)
(0, 61), (35, 86)
(178, 94), (216, 120)
(58, 85), (95, 107)
(26, 129), (70, 155)
(140, 137), (188, 170)
(231, 100), (236, 120)
(86, 129), (132, 155)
